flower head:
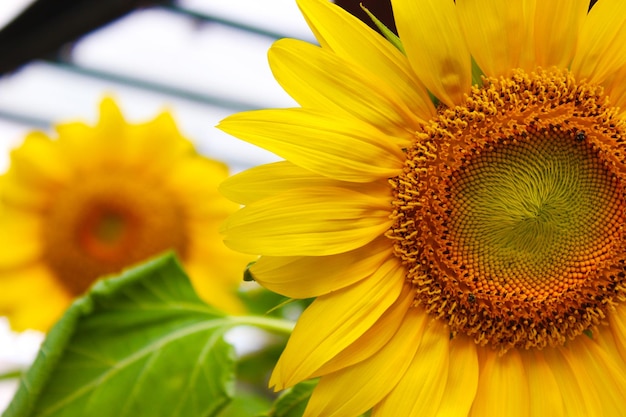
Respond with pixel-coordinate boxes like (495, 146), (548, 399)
(1, 98), (250, 331)
(219, 0), (626, 415)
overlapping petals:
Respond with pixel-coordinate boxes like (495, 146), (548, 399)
(219, 0), (626, 415)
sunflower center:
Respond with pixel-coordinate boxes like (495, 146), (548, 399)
(42, 173), (188, 295)
(389, 68), (626, 351)
(449, 130), (620, 289)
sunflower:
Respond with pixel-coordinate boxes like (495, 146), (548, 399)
(0, 98), (250, 331)
(219, 0), (626, 415)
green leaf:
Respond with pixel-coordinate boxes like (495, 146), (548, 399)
(258, 379), (373, 417)
(4, 253), (236, 417)
(260, 380), (318, 417)
(239, 286), (289, 317)
(237, 341), (284, 388)
(217, 391), (273, 417)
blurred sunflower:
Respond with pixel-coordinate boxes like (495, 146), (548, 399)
(0, 98), (250, 331)
(219, 0), (626, 415)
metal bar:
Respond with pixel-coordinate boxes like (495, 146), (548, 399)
(162, 4), (291, 40)
(44, 59), (262, 112)
(0, 109), (51, 128)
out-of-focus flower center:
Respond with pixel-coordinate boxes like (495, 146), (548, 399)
(389, 68), (626, 352)
(42, 173), (188, 295)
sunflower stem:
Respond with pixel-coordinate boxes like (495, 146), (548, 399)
(229, 315), (295, 335)
(0, 369), (23, 381)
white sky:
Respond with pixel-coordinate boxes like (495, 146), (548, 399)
(0, 0), (33, 28)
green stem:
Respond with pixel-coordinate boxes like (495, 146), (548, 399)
(229, 316), (295, 336)
(0, 369), (23, 381)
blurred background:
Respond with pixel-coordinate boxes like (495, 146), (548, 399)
(0, 0), (394, 410)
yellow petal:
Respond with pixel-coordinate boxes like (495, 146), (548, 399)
(97, 97), (126, 132)
(311, 285), (414, 377)
(218, 108), (404, 183)
(8, 132), (72, 187)
(542, 344), (602, 416)
(251, 236), (393, 299)
(55, 121), (100, 172)
(392, 0), (471, 106)
(0, 265), (45, 309)
(270, 258), (405, 389)
(0, 264), (72, 332)
(563, 336), (626, 416)
(268, 39), (420, 137)
(220, 161), (390, 206)
(469, 349), (530, 417)
(184, 262), (245, 315)
(303, 308), (429, 417)
(571, 0), (626, 84)
(373, 320), (450, 417)
(522, 350), (566, 417)
(435, 335), (479, 417)
(117, 113), (194, 175)
(222, 186), (392, 256)
(185, 216), (255, 269)
(220, 161), (323, 205)
(609, 304), (626, 363)
(457, 0), (536, 78)
(534, 0), (588, 67)
(1, 171), (52, 210)
(0, 210), (42, 268)
(603, 63), (626, 114)
(167, 158), (233, 218)
(297, 0), (435, 122)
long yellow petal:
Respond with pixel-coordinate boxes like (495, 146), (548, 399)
(542, 344), (601, 416)
(571, 0), (626, 84)
(469, 349), (530, 417)
(603, 63), (626, 115)
(222, 186), (392, 256)
(522, 350), (566, 417)
(270, 258), (404, 389)
(251, 236), (393, 299)
(534, 0), (587, 67)
(219, 161), (389, 206)
(311, 285), (414, 377)
(303, 308), (429, 417)
(563, 336), (626, 416)
(268, 39), (419, 138)
(609, 304), (626, 363)
(457, 0), (536, 78)
(297, 0), (435, 123)
(435, 335), (479, 417)
(392, 0), (471, 107)
(373, 320), (450, 417)
(218, 108), (404, 183)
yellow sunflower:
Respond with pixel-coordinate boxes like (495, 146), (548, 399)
(0, 98), (250, 331)
(219, 0), (626, 415)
